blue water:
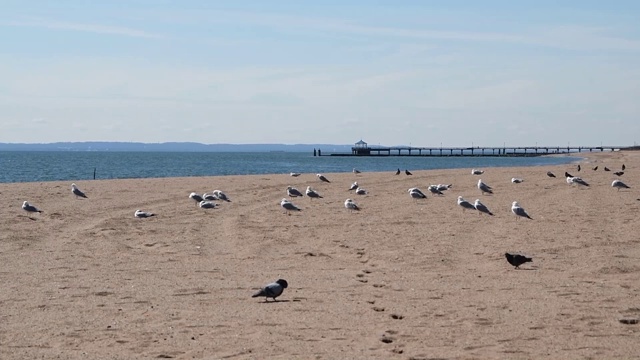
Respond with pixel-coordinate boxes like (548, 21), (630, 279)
(0, 151), (581, 183)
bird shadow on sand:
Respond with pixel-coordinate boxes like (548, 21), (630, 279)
(17, 215), (37, 221)
(258, 300), (291, 304)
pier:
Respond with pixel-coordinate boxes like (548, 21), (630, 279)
(314, 140), (629, 157)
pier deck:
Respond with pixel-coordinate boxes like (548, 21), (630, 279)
(315, 146), (627, 157)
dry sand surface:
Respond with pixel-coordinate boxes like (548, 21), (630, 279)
(1, 151), (640, 359)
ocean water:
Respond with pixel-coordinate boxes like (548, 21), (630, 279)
(0, 151), (581, 183)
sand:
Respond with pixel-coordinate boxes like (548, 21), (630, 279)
(1, 150), (639, 359)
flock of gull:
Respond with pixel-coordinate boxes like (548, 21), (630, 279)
(18, 162), (632, 297)
(21, 163), (632, 223)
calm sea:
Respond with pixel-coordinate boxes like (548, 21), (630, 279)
(0, 151), (581, 184)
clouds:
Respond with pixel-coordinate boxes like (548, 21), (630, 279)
(0, 2), (639, 145)
(4, 19), (166, 39)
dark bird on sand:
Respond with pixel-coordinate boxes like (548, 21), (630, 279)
(564, 171), (574, 178)
(604, 167), (610, 171)
(71, 183), (88, 199)
(395, 168), (401, 175)
(505, 253), (533, 269)
(592, 166), (598, 171)
(405, 169), (413, 175)
(577, 164), (581, 171)
(252, 279), (288, 301)
(614, 171), (624, 176)
(622, 164), (626, 170)
(546, 171), (556, 178)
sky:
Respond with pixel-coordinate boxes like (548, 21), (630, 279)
(1, 0), (639, 147)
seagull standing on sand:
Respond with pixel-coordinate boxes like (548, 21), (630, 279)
(349, 182), (358, 191)
(22, 201), (43, 214)
(457, 196), (476, 212)
(612, 179), (630, 191)
(505, 253), (533, 269)
(566, 176), (589, 187)
(189, 192), (204, 206)
(592, 166), (598, 171)
(474, 199), (494, 216)
(477, 179), (493, 195)
(604, 167), (610, 172)
(353, 168), (361, 174)
(252, 279), (288, 302)
(405, 169), (413, 175)
(280, 198), (301, 215)
(317, 174), (331, 183)
(290, 172), (301, 177)
(471, 169), (484, 175)
(622, 164), (626, 170)
(71, 183), (88, 199)
(408, 188), (427, 201)
(577, 164), (581, 172)
(134, 210), (155, 218)
(511, 178), (524, 184)
(286, 186), (304, 198)
(547, 171), (556, 178)
(427, 185), (444, 195)
(511, 201), (532, 220)
(395, 168), (401, 175)
(437, 184), (452, 191)
(344, 198), (360, 212)
(306, 186), (323, 200)
(355, 187), (367, 195)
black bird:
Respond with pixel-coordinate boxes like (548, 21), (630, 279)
(577, 164), (581, 171)
(622, 164), (626, 170)
(614, 171), (624, 176)
(604, 167), (610, 171)
(546, 171), (556, 178)
(592, 166), (598, 171)
(505, 253), (532, 269)
(405, 169), (413, 176)
(395, 168), (401, 175)
(252, 279), (288, 302)
(564, 171), (574, 178)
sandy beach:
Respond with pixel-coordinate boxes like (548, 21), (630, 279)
(1, 150), (639, 359)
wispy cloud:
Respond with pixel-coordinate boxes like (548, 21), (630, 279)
(151, 8), (640, 52)
(4, 18), (165, 39)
